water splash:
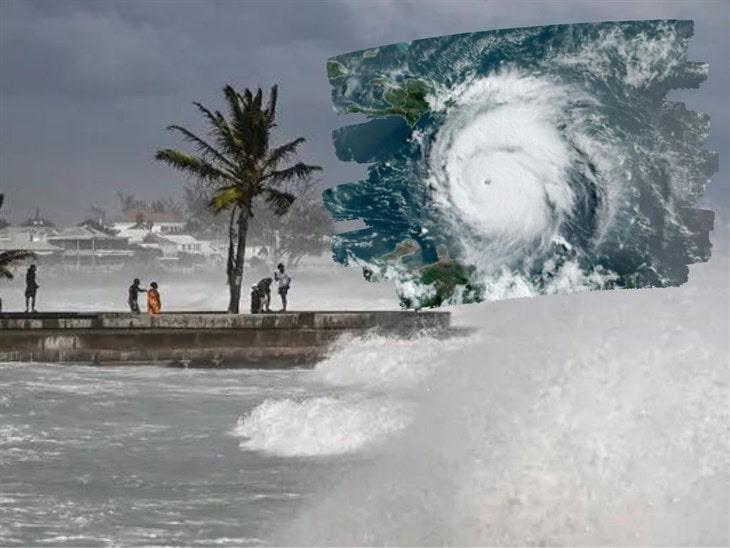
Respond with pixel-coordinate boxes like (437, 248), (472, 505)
(233, 334), (469, 457)
(233, 396), (411, 457)
(276, 216), (729, 544)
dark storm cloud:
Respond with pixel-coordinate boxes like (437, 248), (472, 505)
(0, 2), (185, 96)
(0, 0), (727, 222)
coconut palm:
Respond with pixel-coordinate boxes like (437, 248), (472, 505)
(155, 84), (321, 313)
(0, 194), (35, 280)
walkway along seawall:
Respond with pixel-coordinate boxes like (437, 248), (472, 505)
(0, 311), (451, 367)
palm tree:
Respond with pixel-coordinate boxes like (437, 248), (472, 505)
(0, 194), (35, 281)
(155, 84), (321, 313)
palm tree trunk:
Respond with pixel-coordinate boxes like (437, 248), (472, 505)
(227, 208), (249, 313)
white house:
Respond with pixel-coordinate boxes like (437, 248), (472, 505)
(163, 234), (204, 255)
(0, 226), (61, 257)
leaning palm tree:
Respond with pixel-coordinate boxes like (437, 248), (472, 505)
(0, 194), (35, 281)
(155, 84), (321, 313)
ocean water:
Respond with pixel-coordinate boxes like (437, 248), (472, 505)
(1, 216), (728, 546)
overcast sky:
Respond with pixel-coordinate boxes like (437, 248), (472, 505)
(0, 0), (727, 223)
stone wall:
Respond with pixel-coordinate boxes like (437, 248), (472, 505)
(0, 311), (450, 368)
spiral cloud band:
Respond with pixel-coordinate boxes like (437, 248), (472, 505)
(324, 21), (718, 307)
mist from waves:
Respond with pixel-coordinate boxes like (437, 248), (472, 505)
(0, 256), (400, 313)
(271, 211), (729, 545)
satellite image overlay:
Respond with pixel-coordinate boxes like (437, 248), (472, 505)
(325, 20), (717, 308)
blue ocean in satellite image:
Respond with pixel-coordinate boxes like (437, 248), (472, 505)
(325, 20), (718, 307)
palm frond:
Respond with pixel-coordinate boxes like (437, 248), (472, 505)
(225, 85), (265, 160)
(210, 185), (245, 213)
(193, 101), (243, 158)
(155, 149), (231, 183)
(265, 84), (278, 125)
(0, 250), (36, 279)
(165, 125), (236, 171)
(243, 88), (253, 108)
(252, 88), (263, 111)
(265, 162), (322, 185)
(264, 137), (305, 171)
(263, 188), (296, 216)
(223, 85), (246, 135)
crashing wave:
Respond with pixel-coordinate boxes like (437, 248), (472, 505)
(324, 20), (718, 307)
(233, 334), (469, 457)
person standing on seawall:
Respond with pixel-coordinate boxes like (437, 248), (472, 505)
(147, 281), (161, 316)
(24, 264), (39, 313)
(274, 263), (291, 312)
(128, 278), (146, 313)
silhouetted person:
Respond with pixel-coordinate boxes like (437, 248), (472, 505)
(250, 284), (260, 314)
(147, 281), (161, 316)
(25, 264), (38, 313)
(128, 278), (146, 313)
(274, 263), (291, 312)
(259, 277), (272, 312)
(250, 277), (272, 313)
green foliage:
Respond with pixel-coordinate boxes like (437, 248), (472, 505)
(346, 79), (431, 126)
(382, 79), (431, 126)
(414, 261), (483, 308)
(326, 60), (347, 80)
(155, 84), (321, 218)
(155, 84), (322, 312)
(0, 250), (35, 280)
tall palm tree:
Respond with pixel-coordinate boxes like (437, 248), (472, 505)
(155, 84), (321, 313)
(0, 194), (35, 281)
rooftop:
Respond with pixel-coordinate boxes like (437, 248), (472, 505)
(0, 227), (62, 253)
(49, 226), (128, 241)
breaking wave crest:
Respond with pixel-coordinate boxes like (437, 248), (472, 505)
(234, 334), (468, 457)
(233, 396), (411, 457)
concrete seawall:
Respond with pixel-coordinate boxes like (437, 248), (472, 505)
(0, 311), (451, 367)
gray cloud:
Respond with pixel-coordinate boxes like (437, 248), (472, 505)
(0, 0), (727, 223)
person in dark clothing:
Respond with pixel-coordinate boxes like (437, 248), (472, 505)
(128, 278), (147, 313)
(250, 284), (261, 314)
(24, 264), (38, 313)
(257, 277), (273, 313)
(250, 278), (273, 314)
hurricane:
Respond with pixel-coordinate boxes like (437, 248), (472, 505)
(324, 20), (718, 307)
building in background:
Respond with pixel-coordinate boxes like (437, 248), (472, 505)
(112, 211), (186, 237)
(0, 226), (62, 259)
(47, 226), (136, 271)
